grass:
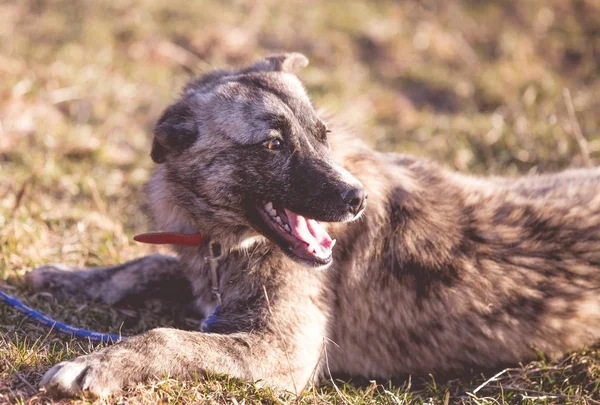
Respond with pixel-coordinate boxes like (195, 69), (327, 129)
(1, 0), (599, 403)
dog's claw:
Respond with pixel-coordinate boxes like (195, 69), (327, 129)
(39, 355), (123, 398)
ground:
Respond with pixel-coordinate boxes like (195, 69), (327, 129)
(1, 0), (600, 403)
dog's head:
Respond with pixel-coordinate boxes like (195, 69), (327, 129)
(149, 53), (366, 268)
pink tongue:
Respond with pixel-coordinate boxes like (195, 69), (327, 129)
(284, 209), (335, 259)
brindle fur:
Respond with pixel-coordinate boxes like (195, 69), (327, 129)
(27, 53), (600, 398)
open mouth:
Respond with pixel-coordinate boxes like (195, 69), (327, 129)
(257, 201), (336, 266)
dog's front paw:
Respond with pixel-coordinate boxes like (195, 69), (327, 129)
(40, 354), (124, 398)
(26, 264), (83, 295)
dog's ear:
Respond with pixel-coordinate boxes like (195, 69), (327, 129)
(249, 53), (309, 74)
(151, 100), (198, 164)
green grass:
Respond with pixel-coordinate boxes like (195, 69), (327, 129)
(1, 0), (600, 403)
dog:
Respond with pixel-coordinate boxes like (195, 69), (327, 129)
(27, 53), (600, 398)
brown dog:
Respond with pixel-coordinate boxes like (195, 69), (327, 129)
(28, 53), (600, 398)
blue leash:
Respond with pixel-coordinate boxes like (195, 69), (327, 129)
(0, 289), (126, 344)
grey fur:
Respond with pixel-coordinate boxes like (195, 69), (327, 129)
(28, 54), (600, 398)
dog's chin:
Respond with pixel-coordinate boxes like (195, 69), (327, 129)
(249, 200), (364, 269)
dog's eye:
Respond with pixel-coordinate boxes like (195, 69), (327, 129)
(264, 139), (282, 150)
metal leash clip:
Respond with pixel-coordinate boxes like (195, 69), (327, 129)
(205, 241), (223, 306)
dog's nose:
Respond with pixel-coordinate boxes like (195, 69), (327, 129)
(342, 187), (367, 216)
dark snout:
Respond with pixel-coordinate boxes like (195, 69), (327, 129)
(341, 186), (368, 216)
(286, 154), (367, 222)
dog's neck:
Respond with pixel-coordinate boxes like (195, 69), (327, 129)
(146, 166), (269, 252)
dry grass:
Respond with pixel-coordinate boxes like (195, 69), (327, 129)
(1, 0), (600, 403)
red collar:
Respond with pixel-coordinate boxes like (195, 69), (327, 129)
(133, 232), (204, 246)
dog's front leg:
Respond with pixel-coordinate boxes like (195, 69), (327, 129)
(26, 254), (191, 305)
(40, 323), (326, 397)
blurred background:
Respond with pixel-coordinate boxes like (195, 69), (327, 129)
(1, 0), (600, 401)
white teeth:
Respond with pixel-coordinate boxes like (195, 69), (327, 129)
(263, 202), (278, 218)
(263, 203), (289, 230)
(331, 239), (336, 248)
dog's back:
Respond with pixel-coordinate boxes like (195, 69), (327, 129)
(326, 142), (600, 377)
